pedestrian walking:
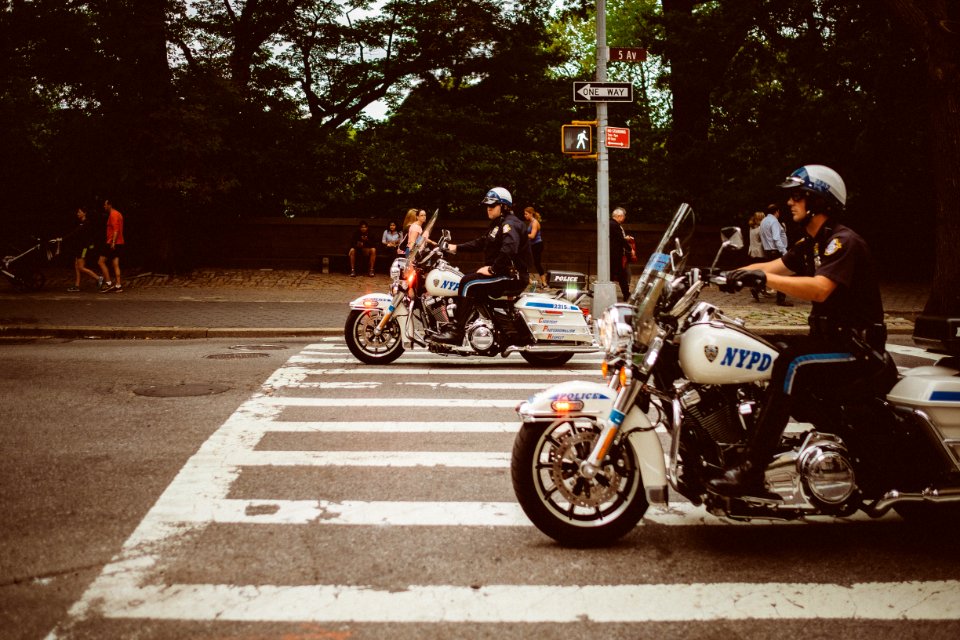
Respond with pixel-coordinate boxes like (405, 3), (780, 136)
(65, 206), (103, 292)
(97, 199), (124, 292)
(610, 207), (635, 300)
(524, 206), (547, 289)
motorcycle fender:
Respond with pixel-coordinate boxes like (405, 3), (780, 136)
(518, 380), (667, 497)
(348, 293), (395, 312)
(348, 293), (410, 341)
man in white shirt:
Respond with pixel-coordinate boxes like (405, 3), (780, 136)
(759, 203), (793, 306)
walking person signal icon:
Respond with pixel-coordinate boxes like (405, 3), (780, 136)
(561, 125), (593, 155)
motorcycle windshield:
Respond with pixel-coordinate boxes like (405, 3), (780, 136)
(630, 203), (695, 329)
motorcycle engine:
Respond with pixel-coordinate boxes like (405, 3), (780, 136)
(765, 432), (858, 514)
(681, 385), (748, 446)
(798, 436), (857, 508)
(423, 296), (451, 325)
(466, 318), (497, 354)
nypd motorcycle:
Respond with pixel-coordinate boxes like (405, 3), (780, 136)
(512, 203), (960, 546)
(345, 212), (597, 366)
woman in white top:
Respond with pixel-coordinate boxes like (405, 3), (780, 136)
(748, 210), (765, 258)
(402, 208), (428, 256)
(747, 210), (768, 300)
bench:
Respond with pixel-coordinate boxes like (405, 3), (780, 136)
(318, 251), (399, 275)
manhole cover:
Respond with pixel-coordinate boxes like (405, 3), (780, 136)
(205, 352), (270, 359)
(229, 344), (288, 351)
(134, 383), (231, 397)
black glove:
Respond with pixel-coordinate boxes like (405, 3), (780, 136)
(717, 274), (740, 293)
(728, 269), (767, 290)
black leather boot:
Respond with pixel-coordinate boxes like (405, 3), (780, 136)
(707, 460), (768, 497)
(432, 298), (472, 345)
(707, 390), (792, 498)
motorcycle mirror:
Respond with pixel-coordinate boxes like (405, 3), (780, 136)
(719, 226), (744, 250)
(708, 226), (745, 272)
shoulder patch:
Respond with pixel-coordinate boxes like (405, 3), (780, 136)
(824, 238), (843, 256)
(503, 224), (512, 233)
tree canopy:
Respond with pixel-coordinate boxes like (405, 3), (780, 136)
(1, 0), (956, 306)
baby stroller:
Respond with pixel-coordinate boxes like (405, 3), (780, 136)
(1, 236), (62, 291)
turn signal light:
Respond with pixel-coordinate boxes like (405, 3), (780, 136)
(362, 299), (379, 309)
(551, 398), (584, 413)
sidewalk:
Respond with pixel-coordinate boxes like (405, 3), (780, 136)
(0, 268), (927, 339)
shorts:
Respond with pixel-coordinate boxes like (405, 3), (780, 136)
(101, 244), (125, 261)
(75, 244), (95, 260)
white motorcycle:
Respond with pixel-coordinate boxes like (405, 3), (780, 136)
(512, 203), (960, 546)
(344, 212), (597, 366)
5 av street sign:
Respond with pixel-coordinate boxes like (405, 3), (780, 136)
(573, 82), (634, 103)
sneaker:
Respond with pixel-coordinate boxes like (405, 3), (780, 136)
(97, 276), (104, 289)
(112, 284), (123, 293)
(368, 270), (375, 277)
(100, 282), (115, 293)
(350, 271), (356, 277)
(66, 286), (80, 292)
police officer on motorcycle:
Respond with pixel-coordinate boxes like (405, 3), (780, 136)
(710, 165), (891, 497)
(433, 187), (533, 345)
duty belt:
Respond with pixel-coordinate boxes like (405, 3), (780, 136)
(808, 316), (887, 350)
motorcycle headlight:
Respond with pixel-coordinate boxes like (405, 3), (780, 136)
(390, 258), (407, 280)
(596, 303), (634, 356)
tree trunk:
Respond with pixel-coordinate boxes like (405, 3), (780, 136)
(885, 0), (960, 318)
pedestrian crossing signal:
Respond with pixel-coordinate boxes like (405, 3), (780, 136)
(562, 125), (593, 154)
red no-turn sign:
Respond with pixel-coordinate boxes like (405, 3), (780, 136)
(605, 127), (630, 149)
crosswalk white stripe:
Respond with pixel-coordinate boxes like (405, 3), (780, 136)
(885, 344), (942, 361)
(252, 421), (519, 432)
(70, 580), (960, 623)
(174, 499), (899, 527)
(397, 381), (555, 390)
(228, 450), (509, 467)
(279, 366), (601, 376)
(254, 397), (522, 408)
(290, 355), (602, 365)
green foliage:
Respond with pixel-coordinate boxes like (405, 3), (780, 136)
(0, 0), (942, 277)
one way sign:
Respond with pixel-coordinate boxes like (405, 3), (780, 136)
(573, 82), (634, 103)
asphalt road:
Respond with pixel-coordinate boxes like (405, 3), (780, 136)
(3, 336), (959, 640)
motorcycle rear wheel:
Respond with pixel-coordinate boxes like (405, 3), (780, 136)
(511, 418), (649, 547)
(344, 309), (404, 364)
(519, 351), (573, 367)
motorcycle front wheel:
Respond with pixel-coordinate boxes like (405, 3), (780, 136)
(344, 309), (404, 364)
(511, 418), (649, 547)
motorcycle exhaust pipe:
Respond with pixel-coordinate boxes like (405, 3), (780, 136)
(864, 486), (960, 517)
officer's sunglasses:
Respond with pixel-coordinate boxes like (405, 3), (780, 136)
(786, 191), (806, 202)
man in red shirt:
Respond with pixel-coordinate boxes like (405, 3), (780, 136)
(98, 199), (125, 292)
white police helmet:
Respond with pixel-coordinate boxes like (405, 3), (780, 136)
(480, 187), (513, 207)
(778, 165), (847, 207)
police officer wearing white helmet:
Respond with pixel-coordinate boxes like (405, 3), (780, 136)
(709, 165), (891, 498)
(434, 187), (533, 345)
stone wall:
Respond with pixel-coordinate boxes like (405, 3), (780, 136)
(208, 216), (737, 274)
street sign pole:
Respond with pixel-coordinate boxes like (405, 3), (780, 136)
(594, 0), (617, 317)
